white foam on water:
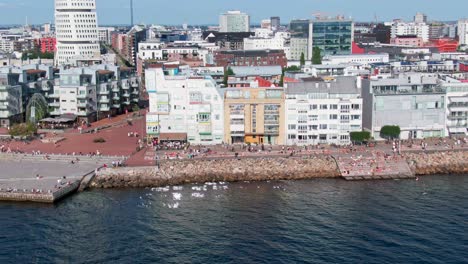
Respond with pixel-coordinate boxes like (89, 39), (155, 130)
(192, 186), (203, 191)
(153, 187), (170, 192)
(223, 186), (228, 190)
(191, 192), (205, 198)
(172, 192), (182, 200)
(205, 182), (217, 186)
(213, 185), (218, 190)
(173, 186), (183, 191)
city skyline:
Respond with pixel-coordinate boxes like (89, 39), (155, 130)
(0, 0), (466, 25)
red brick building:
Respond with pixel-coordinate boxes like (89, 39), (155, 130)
(214, 50), (287, 68)
(35, 37), (56, 53)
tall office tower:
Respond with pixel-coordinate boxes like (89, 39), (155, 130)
(219, 11), (250, 32)
(414, 12), (427, 24)
(54, 0), (101, 66)
(458, 19), (468, 45)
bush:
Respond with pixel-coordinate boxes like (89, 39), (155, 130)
(380, 125), (401, 139)
(9, 123), (37, 137)
(350, 131), (371, 143)
(93, 137), (106, 143)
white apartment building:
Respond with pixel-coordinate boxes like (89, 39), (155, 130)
(439, 76), (468, 136)
(98, 27), (115, 44)
(243, 37), (284, 50)
(219, 11), (250, 32)
(146, 67), (224, 144)
(289, 38), (308, 61)
(458, 19), (468, 45)
(391, 22), (429, 43)
(322, 54), (389, 67)
(285, 77), (363, 145)
(0, 38), (14, 53)
(55, 0), (101, 66)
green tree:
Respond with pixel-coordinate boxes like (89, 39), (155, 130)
(26, 93), (48, 123)
(300, 52), (305, 66)
(279, 69), (285, 87)
(312, 47), (322, 64)
(284, 65), (301, 72)
(350, 131), (371, 143)
(222, 67), (235, 87)
(9, 123), (37, 137)
(380, 125), (401, 140)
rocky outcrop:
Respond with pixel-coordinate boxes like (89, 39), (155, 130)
(91, 156), (340, 188)
(405, 151), (468, 175)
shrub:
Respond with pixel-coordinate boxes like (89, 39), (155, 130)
(93, 137), (106, 143)
(350, 131), (371, 143)
(380, 125), (401, 139)
(9, 123), (37, 137)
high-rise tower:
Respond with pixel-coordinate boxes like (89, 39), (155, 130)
(54, 0), (101, 66)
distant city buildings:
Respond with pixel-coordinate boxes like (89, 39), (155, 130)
(219, 11), (250, 33)
(458, 19), (468, 46)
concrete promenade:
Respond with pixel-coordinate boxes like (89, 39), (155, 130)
(0, 154), (124, 203)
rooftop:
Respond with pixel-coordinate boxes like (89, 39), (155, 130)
(286, 76), (360, 95)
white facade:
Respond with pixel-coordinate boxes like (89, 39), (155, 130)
(146, 68), (224, 144)
(458, 19), (468, 45)
(243, 37), (284, 51)
(98, 27), (115, 44)
(285, 77), (363, 146)
(289, 37), (308, 61)
(54, 0), (101, 66)
(391, 22), (429, 42)
(219, 11), (250, 32)
(440, 77), (468, 136)
(0, 38), (14, 53)
(322, 54), (389, 66)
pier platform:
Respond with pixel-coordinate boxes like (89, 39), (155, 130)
(335, 153), (415, 181)
(0, 154), (124, 203)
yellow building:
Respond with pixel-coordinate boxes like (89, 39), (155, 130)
(223, 87), (285, 145)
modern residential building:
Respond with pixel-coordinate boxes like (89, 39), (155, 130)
(362, 73), (446, 140)
(98, 27), (115, 45)
(53, 65), (140, 122)
(35, 37), (57, 53)
(214, 50), (287, 68)
(224, 87), (285, 145)
(54, 0), (101, 66)
(145, 67), (224, 145)
(284, 77), (363, 145)
(458, 19), (468, 45)
(289, 19), (310, 60)
(391, 21), (429, 43)
(271, 17), (281, 31)
(219, 11), (250, 33)
(0, 69), (22, 127)
(439, 76), (468, 136)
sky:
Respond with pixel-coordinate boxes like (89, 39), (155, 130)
(0, 0), (466, 25)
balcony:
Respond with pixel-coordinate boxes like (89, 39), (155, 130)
(50, 110), (61, 116)
(122, 82), (130, 90)
(0, 105), (7, 110)
(122, 93), (130, 97)
(49, 102), (60, 107)
(77, 111), (87, 116)
(77, 93), (87, 99)
(99, 98), (110, 103)
(42, 85), (51, 92)
(132, 90), (139, 95)
(77, 102), (88, 108)
(112, 86), (120, 92)
(122, 101), (131, 105)
(98, 90), (110, 95)
(112, 104), (121, 109)
(112, 95), (120, 100)
(448, 115), (468, 120)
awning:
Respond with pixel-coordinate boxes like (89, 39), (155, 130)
(159, 133), (187, 141)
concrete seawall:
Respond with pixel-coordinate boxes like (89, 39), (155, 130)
(90, 150), (468, 188)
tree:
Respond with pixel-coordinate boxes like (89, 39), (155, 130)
(279, 69), (285, 87)
(222, 67), (235, 87)
(350, 131), (371, 143)
(284, 65), (301, 72)
(300, 52), (305, 66)
(22, 50), (54, 60)
(9, 123), (37, 137)
(380, 125), (401, 140)
(312, 47), (322, 64)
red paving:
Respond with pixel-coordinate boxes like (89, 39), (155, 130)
(2, 114), (147, 157)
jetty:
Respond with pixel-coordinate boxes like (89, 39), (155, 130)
(335, 153), (415, 181)
(0, 154), (125, 203)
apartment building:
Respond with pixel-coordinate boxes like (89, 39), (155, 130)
(284, 77), (363, 145)
(362, 73), (446, 140)
(224, 87), (285, 145)
(0, 69), (22, 127)
(53, 65), (140, 122)
(439, 76), (468, 136)
(219, 11), (250, 33)
(145, 67), (224, 145)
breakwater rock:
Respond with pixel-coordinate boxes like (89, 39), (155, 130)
(90, 156), (340, 188)
(405, 151), (468, 175)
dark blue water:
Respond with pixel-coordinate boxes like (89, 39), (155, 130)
(1, 175), (468, 264)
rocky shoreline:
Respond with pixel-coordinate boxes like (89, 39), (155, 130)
(90, 151), (468, 189)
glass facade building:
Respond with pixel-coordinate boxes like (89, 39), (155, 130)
(310, 20), (353, 56)
(289, 20), (310, 38)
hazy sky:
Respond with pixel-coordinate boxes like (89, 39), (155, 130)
(0, 0), (466, 25)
